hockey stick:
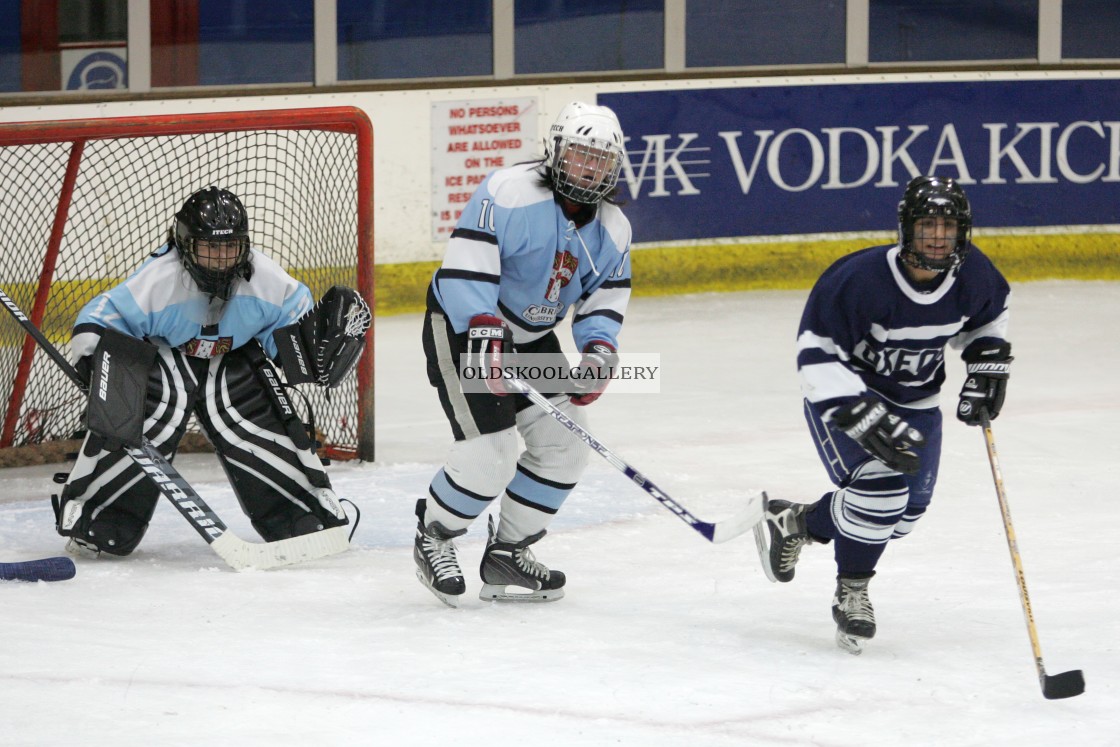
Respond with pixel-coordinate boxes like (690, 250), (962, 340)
(1, 556), (76, 582)
(0, 287), (349, 571)
(979, 410), (1084, 699)
(507, 377), (762, 543)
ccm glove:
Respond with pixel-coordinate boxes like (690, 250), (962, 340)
(569, 341), (618, 406)
(831, 396), (926, 476)
(467, 314), (512, 396)
(957, 341), (1012, 425)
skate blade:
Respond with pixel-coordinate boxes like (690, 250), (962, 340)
(479, 583), (564, 603)
(65, 538), (101, 560)
(752, 518), (779, 583)
(836, 629), (869, 656)
(414, 568), (461, 608)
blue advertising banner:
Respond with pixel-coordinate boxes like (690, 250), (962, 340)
(600, 79), (1120, 242)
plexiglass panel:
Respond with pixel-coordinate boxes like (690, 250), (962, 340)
(515, 0), (664, 75)
(869, 0), (1037, 62)
(687, 0), (845, 67)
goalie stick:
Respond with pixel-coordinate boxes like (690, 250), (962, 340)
(1, 556), (76, 582)
(980, 410), (1084, 700)
(0, 286), (349, 572)
(507, 376), (762, 543)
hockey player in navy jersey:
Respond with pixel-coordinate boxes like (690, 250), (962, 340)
(415, 101), (632, 606)
(758, 175), (1013, 653)
(53, 186), (369, 558)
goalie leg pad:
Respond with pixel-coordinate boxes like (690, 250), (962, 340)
(86, 328), (159, 449)
(198, 347), (346, 542)
(53, 347), (201, 556)
(273, 285), (370, 388)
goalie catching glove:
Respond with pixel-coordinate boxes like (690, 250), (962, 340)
(830, 395), (926, 476)
(274, 286), (371, 388)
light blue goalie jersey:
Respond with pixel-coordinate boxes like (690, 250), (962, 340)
(797, 244), (1011, 412)
(430, 162), (632, 350)
(71, 245), (313, 362)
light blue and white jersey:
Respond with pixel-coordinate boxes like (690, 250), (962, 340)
(430, 162), (632, 350)
(72, 245), (313, 361)
(797, 244), (1011, 413)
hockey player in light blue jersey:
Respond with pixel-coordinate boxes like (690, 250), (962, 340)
(415, 101), (632, 606)
(54, 187), (368, 558)
(757, 176), (1013, 653)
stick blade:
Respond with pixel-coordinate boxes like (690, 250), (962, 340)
(708, 492), (766, 544)
(0, 556), (76, 582)
(1042, 669), (1085, 700)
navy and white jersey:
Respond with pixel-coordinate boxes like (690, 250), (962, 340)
(797, 243), (1011, 413)
(430, 162), (632, 350)
(72, 245), (312, 361)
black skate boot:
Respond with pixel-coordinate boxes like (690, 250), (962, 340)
(413, 499), (467, 607)
(479, 516), (565, 602)
(832, 572), (876, 655)
(754, 493), (813, 583)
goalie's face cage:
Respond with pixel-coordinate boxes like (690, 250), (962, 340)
(549, 137), (623, 205)
(180, 235), (252, 299)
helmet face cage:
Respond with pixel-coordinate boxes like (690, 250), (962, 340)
(173, 187), (252, 299)
(897, 176), (973, 273)
(545, 102), (625, 205)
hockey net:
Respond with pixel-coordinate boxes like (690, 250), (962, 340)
(0, 107), (375, 462)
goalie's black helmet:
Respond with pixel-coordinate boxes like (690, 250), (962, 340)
(172, 186), (252, 299)
(897, 175), (972, 274)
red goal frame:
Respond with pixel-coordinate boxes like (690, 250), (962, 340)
(0, 106), (376, 460)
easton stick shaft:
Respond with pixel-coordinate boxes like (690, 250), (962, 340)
(508, 376), (761, 543)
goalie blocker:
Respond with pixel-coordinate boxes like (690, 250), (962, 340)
(274, 286), (371, 388)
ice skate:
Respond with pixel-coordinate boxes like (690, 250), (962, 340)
(64, 537), (101, 559)
(479, 516), (565, 602)
(753, 493), (812, 583)
(832, 573), (876, 655)
(413, 499), (466, 607)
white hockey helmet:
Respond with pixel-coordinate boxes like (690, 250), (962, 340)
(544, 101), (625, 204)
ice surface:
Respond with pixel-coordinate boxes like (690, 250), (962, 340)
(1, 282), (1114, 746)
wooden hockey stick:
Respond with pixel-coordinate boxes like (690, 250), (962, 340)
(0, 287), (349, 571)
(508, 376), (762, 543)
(979, 410), (1084, 699)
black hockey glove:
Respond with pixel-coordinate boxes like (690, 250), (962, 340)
(957, 341), (1012, 425)
(831, 396), (926, 476)
(85, 327), (158, 450)
(569, 340), (618, 406)
(274, 286), (371, 388)
(466, 313), (512, 396)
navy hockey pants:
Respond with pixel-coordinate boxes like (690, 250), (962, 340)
(802, 398), (942, 575)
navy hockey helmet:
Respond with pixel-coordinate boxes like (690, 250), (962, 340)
(544, 101), (625, 205)
(897, 175), (972, 273)
(172, 186), (252, 300)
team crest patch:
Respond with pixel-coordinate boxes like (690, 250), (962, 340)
(523, 304), (560, 324)
(545, 250), (579, 304)
(182, 336), (234, 358)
